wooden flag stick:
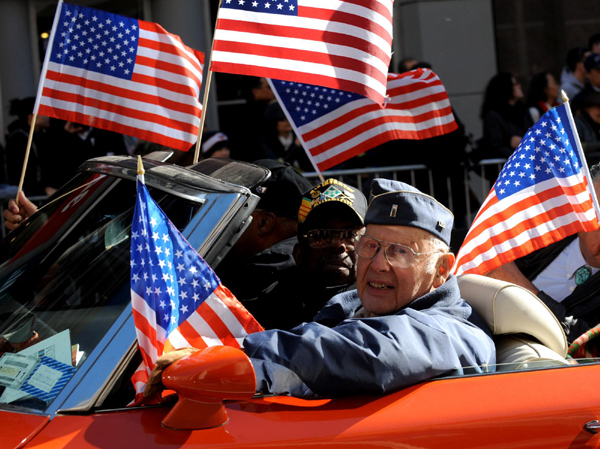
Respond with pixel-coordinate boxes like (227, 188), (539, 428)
(193, 0), (223, 165)
(193, 67), (214, 164)
(15, 113), (38, 206)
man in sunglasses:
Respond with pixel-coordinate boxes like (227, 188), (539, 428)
(146, 178), (494, 399)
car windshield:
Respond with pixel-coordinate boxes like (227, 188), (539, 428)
(0, 171), (202, 412)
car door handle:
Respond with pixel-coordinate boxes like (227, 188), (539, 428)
(585, 420), (600, 434)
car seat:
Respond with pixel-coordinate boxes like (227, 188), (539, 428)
(457, 274), (570, 371)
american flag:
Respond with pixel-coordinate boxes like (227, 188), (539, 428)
(130, 174), (263, 402)
(212, 0), (393, 105)
(34, 1), (204, 152)
(269, 69), (458, 171)
(453, 103), (600, 276)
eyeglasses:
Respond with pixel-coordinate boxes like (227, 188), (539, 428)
(356, 235), (443, 268)
(302, 229), (363, 249)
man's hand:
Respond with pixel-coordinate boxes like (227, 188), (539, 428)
(143, 347), (200, 400)
(4, 191), (38, 231)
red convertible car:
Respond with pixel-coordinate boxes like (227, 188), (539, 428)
(0, 155), (599, 448)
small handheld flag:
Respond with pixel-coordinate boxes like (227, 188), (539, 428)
(130, 158), (262, 403)
(454, 101), (600, 276)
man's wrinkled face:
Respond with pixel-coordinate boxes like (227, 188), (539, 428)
(356, 224), (442, 317)
(297, 215), (364, 286)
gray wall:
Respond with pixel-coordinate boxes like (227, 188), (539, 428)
(0, 0), (38, 145)
(395, 0), (497, 141)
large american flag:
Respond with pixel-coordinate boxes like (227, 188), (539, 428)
(212, 0), (393, 105)
(270, 69), (458, 171)
(33, 1), (204, 152)
(454, 103), (600, 276)
(130, 174), (263, 402)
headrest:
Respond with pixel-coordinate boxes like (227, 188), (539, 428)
(457, 274), (567, 357)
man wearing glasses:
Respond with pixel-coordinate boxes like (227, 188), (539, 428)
(147, 179), (495, 399)
(247, 178), (367, 330)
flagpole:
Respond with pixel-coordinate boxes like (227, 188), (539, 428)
(15, 116), (38, 206)
(15, 0), (64, 206)
(266, 79), (325, 182)
(193, 0), (223, 165)
(562, 90), (600, 220)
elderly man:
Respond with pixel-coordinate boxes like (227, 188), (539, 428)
(146, 179), (495, 398)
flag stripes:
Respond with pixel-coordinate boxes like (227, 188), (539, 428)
(35, 2), (204, 152)
(212, 0), (393, 105)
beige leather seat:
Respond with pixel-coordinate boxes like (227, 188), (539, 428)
(457, 274), (570, 371)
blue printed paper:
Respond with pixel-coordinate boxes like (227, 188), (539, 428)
(20, 356), (76, 403)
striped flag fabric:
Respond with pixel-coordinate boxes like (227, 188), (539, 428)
(453, 102), (600, 276)
(212, 0), (393, 105)
(130, 173), (263, 402)
(33, 1), (204, 152)
(270, 69), (458, 171)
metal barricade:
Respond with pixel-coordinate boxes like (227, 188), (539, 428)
(302, 158), (507, 227)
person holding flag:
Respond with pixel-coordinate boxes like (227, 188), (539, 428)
(486, 164), (600, 342)
(453, 96), (600, 342)
(145, 178), (495, 399)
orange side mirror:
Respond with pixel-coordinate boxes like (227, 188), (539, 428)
(161, 345), (256, 430)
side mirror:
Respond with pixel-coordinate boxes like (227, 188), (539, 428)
(161, 345), (256, 430)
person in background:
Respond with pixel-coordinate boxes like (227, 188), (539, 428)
(589, 33), (600, 55)
(487, 164), (600, 342)
(226, 76), (276, 163)
(262, 102), (313, 172)
(526, 71), (561, 123)
(478, 73), (533, 159)
(572, 53), (600, 115)
(574, 91), (600, 160)
(398, 57), (419, 73)
(200, 131), (231, 159)
(145, 178), (495, 399)
(4, 97), (51, 196)
(561, 46), (590, 101)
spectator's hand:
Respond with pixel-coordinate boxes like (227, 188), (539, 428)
(510, 135), (522, 149)
(4, 191), (38, 231)
(143, 347), (200, 400)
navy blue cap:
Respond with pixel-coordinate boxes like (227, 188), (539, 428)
(585, 53), (600, 72)
(365, 179), (453, 246)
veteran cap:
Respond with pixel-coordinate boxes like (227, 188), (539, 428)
(298, 178), (367, 231)
(365, 179), (453, 246)
(252, 159), (314, 219)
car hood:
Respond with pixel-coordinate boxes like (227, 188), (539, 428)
(0, 410), (49, 449)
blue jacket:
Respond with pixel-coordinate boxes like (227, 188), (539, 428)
(244, 275), (496, 397)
